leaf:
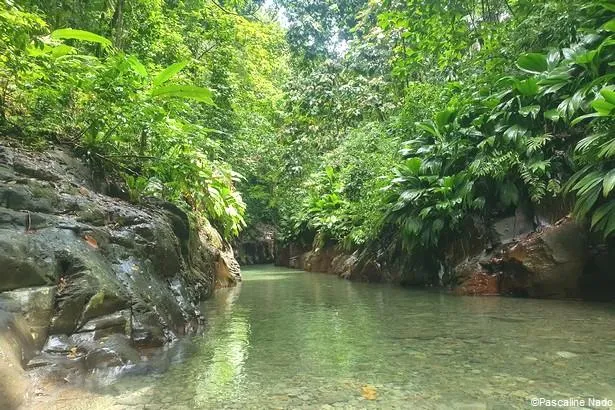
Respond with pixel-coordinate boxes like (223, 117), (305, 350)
(416, 121), (441, 138)
(603, 169), (615, 197)
(51, 44), (76, 58)
(591, 99), (615, 116)
(503, 124), (527, 141)
(517, 53), (548, 73)
(600, 88), (615, 105)
(518, 105), (540, 119)
(514, 78), (539, 96)
(435, 109), (456, 129)
(603, 18), (615, 32)
(51, 28), (111, 48)
(571, 112), (602, 126)
(153, 60), (189, 87)
(127, 55), (148, 77)
(151, 85), (215, 104)
(84, 235), (98, 249)
(361, 385), (377, 400)
(544, 109), (560, 122)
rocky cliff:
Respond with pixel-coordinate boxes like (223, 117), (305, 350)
(0, 142), (240, 408)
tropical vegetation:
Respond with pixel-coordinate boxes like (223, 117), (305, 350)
(2, 0), (614, 274)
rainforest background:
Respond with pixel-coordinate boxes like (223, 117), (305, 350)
(1, 0), (614, 280)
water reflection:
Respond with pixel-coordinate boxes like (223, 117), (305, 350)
(195, 285), (251, 406)
(41, 265), (615, 409)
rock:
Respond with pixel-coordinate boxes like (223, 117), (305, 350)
(84, 334), (140, 369)
(0, 286), (56, 348)
(0, 232), (57, 291)
(0, 144), (240, 383)
(556, 351), (578, 359)
(453, 267), (499, 296)
(78, 310), (130, 335)
(497, 217), (588, 298)
(234, 223), (275, 266)
(491, 207), (534, 245)
(42, 334), (71, 354)
(0, 311), (35, 409)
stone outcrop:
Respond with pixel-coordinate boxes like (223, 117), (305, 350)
(234, 223), (275, 266)
(276, 209), (615, 301)
(0, 142), (240, 407)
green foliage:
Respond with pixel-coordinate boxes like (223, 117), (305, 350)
(0, 0), (286, 240)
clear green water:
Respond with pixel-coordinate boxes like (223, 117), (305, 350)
(67, 266), (615, 408)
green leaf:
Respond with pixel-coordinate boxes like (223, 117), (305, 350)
(153, 60), (189, 87)
(517, 53), (548, 73)
(600, 88), (615, 105)
(51, 28), (111, 48)
(503, 124), (527, 141)
(514, 78), (539, 96)
(544, 109), (560, 122)
(416, 121), (441, 138)
(592, 99), (615, 116)
(151, 84), (215, 104)
(435, 109), (456, 129)
(571, 112), (602, 126)
(603, 18), (615, 31)
(600, 1), (615, 12)
(519, 105), (540, 119)
(127, 55), (148, 77)
(591, 201), (615, 229)
(51, 44), (76, 58)
(603, 169), (615, 197)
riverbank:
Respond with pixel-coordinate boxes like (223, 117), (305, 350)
(273, 212), (615, 301)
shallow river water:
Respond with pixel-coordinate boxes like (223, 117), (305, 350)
(31, 265), (615, 409)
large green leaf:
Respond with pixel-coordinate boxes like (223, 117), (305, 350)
(51, 28), (111, 48)
(127, 55), (148, 77)
(603, 169), (615, 197)
(519, 105), (541, 119)
(517, 53), (548, 73)
(592, 99), (615, 116)
(591, 201), (615, 229)
(153, 61), (189, 87)
(600, 88), (615, 105)
(514, 78), (539, 96)
(151, 84), (215, 104)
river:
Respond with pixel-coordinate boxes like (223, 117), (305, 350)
(29, 265), (615, 409)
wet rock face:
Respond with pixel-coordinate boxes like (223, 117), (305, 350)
(234, 223), (275, 266)
(495, 218), (588, 298)
(452, 217), (595, 298)
(0, 144), (240, 386)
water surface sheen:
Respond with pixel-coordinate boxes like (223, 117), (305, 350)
(99, 265), (615, 408)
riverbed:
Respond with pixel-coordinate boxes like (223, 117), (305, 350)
(27, 265), (615, 409)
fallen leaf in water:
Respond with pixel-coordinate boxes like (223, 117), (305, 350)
(67, 347), (78, 358)
(84, 235), (98, 248)
(361, 385), (377, 400)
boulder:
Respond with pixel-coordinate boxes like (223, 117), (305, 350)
(496, 217), (588, 298)
(0, 286), (56, 348)
(491, 207), (534, 245)
(0, 311), (35, 409)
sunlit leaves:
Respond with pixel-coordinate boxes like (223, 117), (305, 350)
(151, 84), (215, 104)
(153, 60), (189, 87)
(50, 28), (111, 48)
